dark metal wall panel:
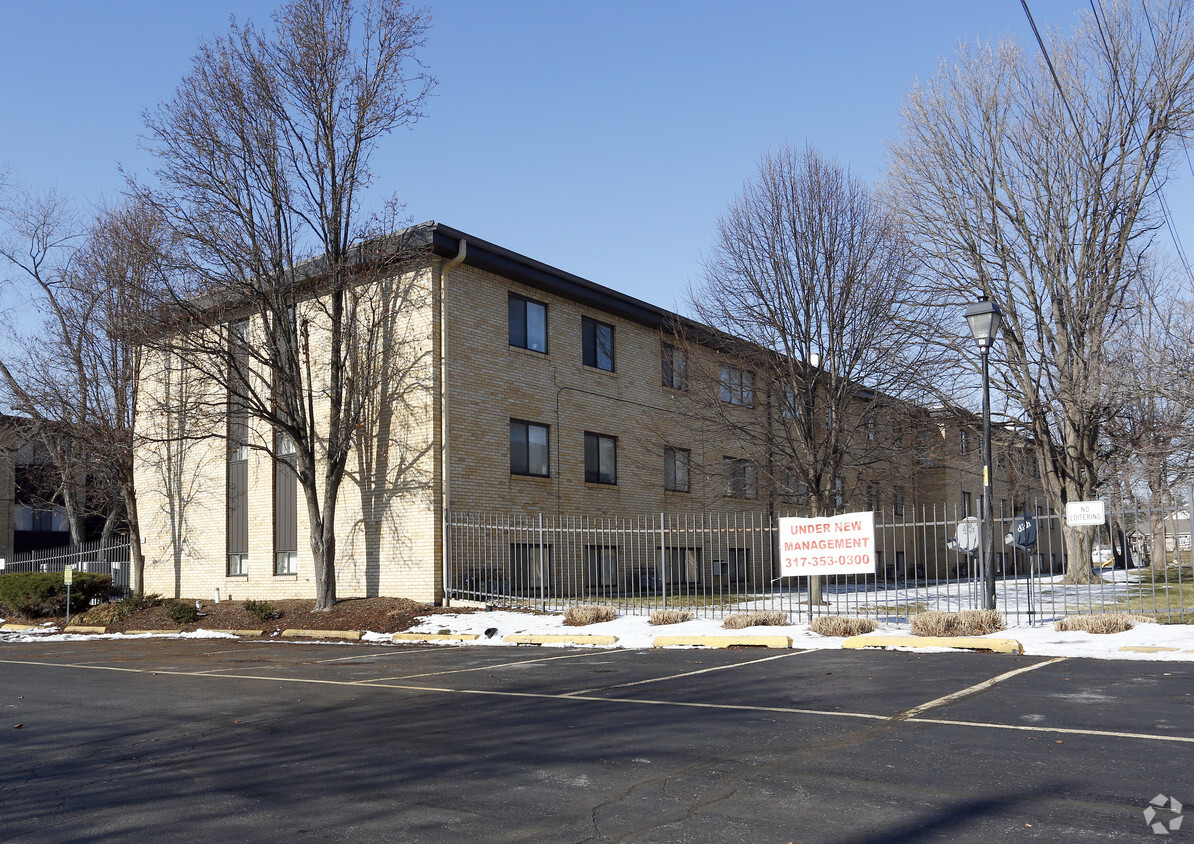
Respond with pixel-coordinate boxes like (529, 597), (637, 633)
(275, 456), (297, 552)
(227, 460), (248, 554)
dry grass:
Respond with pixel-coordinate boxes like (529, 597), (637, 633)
(1054, 613), (1154, 634)
(722, 610), (789, 629)
(649, 609), (695, 626)
(809, 616), (876, 637)
(563, 605), (617, 626)
(910, 609), (1005, 637)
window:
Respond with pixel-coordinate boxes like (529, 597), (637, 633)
(510, 420), (550, 477)
(582, 317), (614, 371)
(1000, 498), (1008, 519)
(959, 429), (969, 455)
(784, 470), (810, 504)
(664, 447), (690, 492)
(778, 385), (800, 419)
(14, 506), (68, 533)
(584, 432), (617, 484)
(892, 485), (905, 516)
(865, 416), (876, 441)
(663, 547), (701, 585)
(867, 484), (880, 512)
(586, 545), (619, 589)
(228, 552), (248, 577)
(714, 548), (750, 584)
(833, 477), (844, 508)
(508, 293), (547, 353)
(275, 433), (297, 576)
(661, 342), (687, 390)
(962, 491), (973, 517)
(511, 543), (550, 594)
(719, 365), (753, 406)
(723, 457), (757, 498)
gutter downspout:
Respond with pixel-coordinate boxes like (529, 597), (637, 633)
(440, 239), (467, 605)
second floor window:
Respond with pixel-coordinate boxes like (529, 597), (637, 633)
(582, 317), (614, 371)
(720, 365), (753, 406)
(509, 293), (547, 353)
(510, 420), (550, 477)
(723, 457), (757, 499)
(584, 432), (618, 485)
(664, 447), (690, 492)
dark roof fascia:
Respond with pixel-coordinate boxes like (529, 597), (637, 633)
(427, 222), (707, 337)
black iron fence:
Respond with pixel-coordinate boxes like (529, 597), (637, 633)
(447, 500), (1192, 626)
(3, 538), (132, 595)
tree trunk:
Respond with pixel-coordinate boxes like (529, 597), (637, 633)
(124, 486), (144, 596)
(1063, 525), (1096, 584)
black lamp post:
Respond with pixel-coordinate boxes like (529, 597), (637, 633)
(965, 296), (1002, 611)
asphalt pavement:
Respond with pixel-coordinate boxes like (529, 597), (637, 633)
(1, 640), (1191, 842)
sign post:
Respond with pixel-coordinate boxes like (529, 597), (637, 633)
(63, 565), (74, 625)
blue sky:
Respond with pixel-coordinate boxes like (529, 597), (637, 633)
(2, 0), (1183, 316)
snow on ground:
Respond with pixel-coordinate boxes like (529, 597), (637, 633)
(6, 610), (1194, 661)
(3, 569), (1192, 659)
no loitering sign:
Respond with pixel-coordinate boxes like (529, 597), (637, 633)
(779, 511), (876, 577)
(1066, 500), (1105, 527)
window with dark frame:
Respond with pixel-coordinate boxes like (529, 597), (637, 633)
(892, 485), (906, 516)
(508, 293), (547, 353)
(661, 342), (687, 390)
(585, 545), (619, 589)
(510, 420), (550, 477)
(275, 433), (298, 576)
(962, 490), (973, 517)
(582, 317), (614, 371)
(584, 432), (617, 484)
(723, 457), (757, 499)
(664, 446), (690, 492)
(719, 365), (753, 406)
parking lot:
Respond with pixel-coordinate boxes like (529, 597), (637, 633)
(1, 639), (1191, 842)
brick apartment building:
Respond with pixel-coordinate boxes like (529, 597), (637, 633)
(133, 222), (1049, 603)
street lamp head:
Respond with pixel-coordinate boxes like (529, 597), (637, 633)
(965, 296), (1003, 352)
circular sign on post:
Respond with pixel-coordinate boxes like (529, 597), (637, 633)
(1012, 514), (1038, 550)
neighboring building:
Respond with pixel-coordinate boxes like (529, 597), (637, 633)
(134, 222), (1049, 602)
(0, 415), (96, 564)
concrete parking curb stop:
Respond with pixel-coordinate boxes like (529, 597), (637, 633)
(63, 625), (107, 634)
(504, 634), (619, 646)
(280, 629), (362, 641)
(652, 635), (793, 649)
(1, 623), (42, 631)
(842, 635), (1024, 654)
(392, 632), (480, 643)
(1119, 645), (1185, 653)
(126, 629), (184, 636)
(209, 629), (266, 637)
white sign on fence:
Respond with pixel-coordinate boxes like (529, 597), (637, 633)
(779, 511), (876, 577)
(1066, 500), (1105, 527)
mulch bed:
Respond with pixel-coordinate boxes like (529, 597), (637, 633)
(13, 597), (471, 637)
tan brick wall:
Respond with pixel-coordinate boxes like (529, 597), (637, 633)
(135, 270), (441, 603)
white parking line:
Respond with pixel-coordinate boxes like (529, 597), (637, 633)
(5, 654), (1192, 746)
(561, 649), (815, 696)
(361, 648), (632, 682)
(894, 657), (1068, 720)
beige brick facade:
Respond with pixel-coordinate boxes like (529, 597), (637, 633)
(134, 223), (1050, 602)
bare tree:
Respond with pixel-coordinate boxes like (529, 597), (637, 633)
(685, 145), (937, 597)
(0, 190), (167, 592)
(886, 0), (1194, 582)
(138, 0), (434, 609)
(689, 145), (932, 511)
(0, 188), (102, 545)
(1103, 270), (1194, 567)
